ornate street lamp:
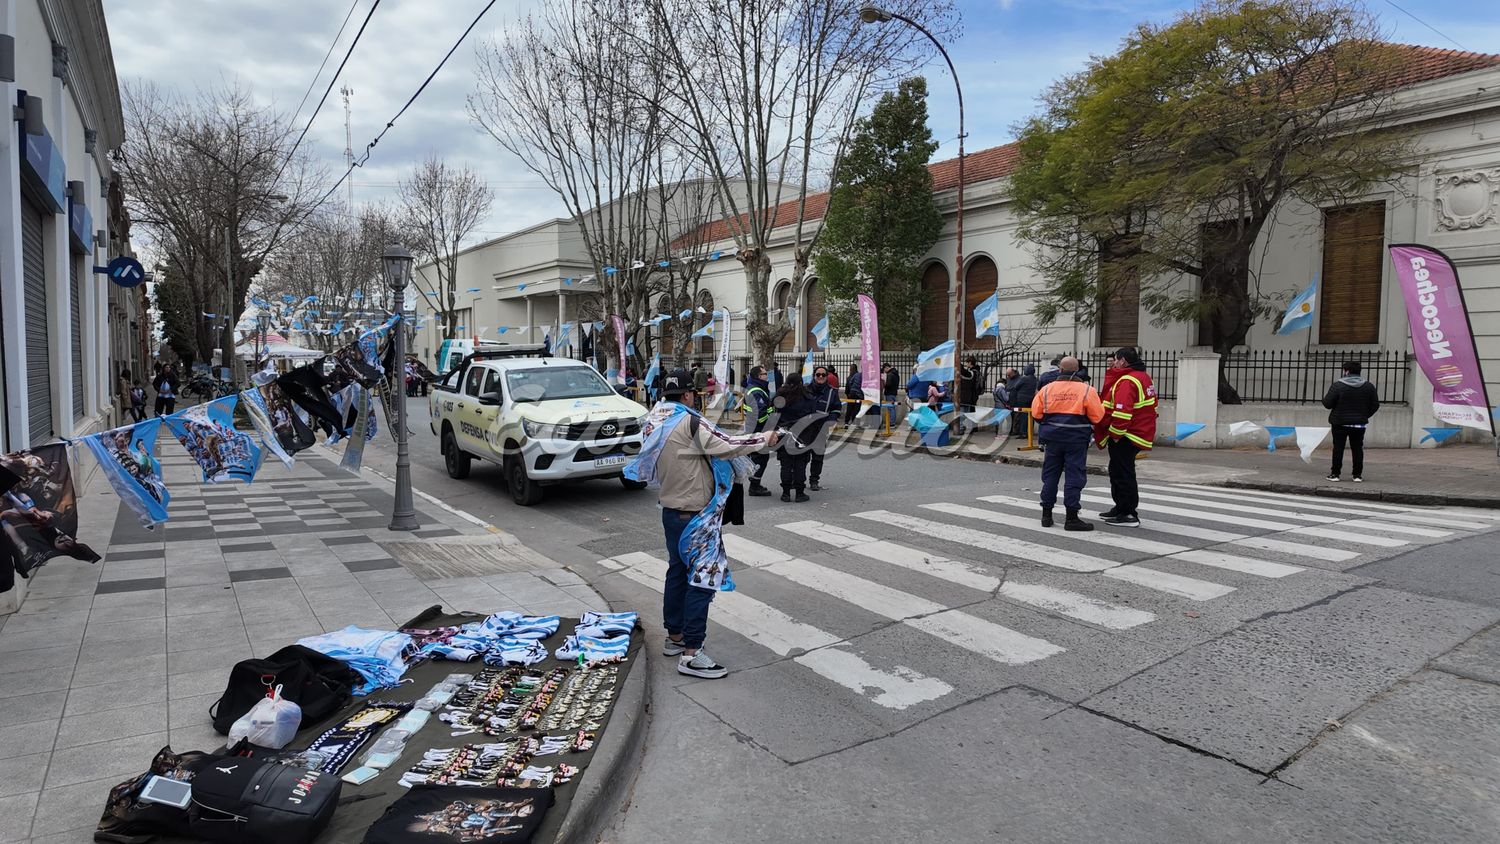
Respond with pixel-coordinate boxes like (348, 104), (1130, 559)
(383, 243), (419, 531)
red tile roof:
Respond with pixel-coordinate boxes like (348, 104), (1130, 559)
(677, 42), (1498, 249)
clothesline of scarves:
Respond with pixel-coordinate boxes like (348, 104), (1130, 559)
(65, 318), (400, 530)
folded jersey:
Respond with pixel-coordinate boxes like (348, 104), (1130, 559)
(297, 626), (417, 695)
(574, 611), (638, 639)
(481, 637), (549, 666)
(555, 634), (630, 664)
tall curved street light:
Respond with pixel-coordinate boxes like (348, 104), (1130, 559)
(383, 244), (419, 532)
(857, 5), (966, 386)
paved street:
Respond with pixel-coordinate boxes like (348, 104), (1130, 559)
(362, 420), (1500, 842)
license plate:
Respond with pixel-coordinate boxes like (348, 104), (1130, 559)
(593, 455), (628, 468)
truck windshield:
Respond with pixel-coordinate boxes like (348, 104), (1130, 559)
(506, 367), (615, 402)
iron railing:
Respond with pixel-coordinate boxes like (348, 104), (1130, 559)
(1221, 349), (1409, 404)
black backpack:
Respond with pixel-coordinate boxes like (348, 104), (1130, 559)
(189, 757), (340, 844)
(210, 645), (359, 736)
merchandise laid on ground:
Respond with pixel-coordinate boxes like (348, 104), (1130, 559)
(92, 607), (640, 844)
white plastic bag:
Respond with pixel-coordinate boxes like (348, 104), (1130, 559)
(227, 684), (302, 749)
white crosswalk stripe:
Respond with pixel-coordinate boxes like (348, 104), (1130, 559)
(1335, 518), (1454, 538)
(722, 537), (1065, 665)
(996, 582), (1156, 630)
(1125, 489), (1346, 524)
(925, 501), (1303, 579)
(853, 510), (1115, 572)
(983, 495), (1361, 563)
(1101, 565), (1237, 600)
(1074, 491), (1409, 548)
(605, 552), (954, 709)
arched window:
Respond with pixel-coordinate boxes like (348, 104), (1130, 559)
(920, 263), (950, 349)
(773, 280), (794, 352)
(963, 256), (999, 346)
(803, 278), (825, 351)
(693, 289), (715, 356)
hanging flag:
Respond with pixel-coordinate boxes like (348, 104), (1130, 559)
(645, 352), (661, 401)
(710, 251), (723, 260)
(1172, 422), (1206, 442)
(657, 260), (671, 268)
(611, 315), (628, 385)
(857, 293), (882, 399)
(80, 420), (171, 528)
(240, 383), (317, 468)
(497, 326), (509, 334)
(678, 309), (692, 320)
(1420, 426), (1462, 445)
(691, 320), (716, 339)
(710, 311), (732, 409)
(563, 278), (573, 286)
(626, 338), (636, 357)
(914, 340), (956, 383)
(630, 260), (645, 270)
(466, 287), (481, 293)
(786, 305), (799, 331)
(556, 322), (574, 349)
(517, 284), (527, 291)
(973, 291), (1001, 339)
(811, 315), (830, 349)
(1263, 425), (1296, 452)
(1228, 420), (1262, 437)
(0, 445), (99, 581)
(801, 349), (815, 380)
(340, 385), (375, 474)
(963, 407), (1010, 427)
(605, 267), (618, 275)
(1390, 244), (1494, 433)
(1275, 277), (1318, 335)
(163, 396), (264, 484)
(1294, 426), (1330, 463)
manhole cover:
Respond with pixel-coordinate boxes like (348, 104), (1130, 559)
(381, 540), (559, 580)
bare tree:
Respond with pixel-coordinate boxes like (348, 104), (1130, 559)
(641, 0), (956, 361)
(117, 81), (326, 376)
(258, 203), (396, 351)
(397, 155), (494, 340)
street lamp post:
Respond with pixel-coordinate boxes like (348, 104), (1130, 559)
(857, 5), (966, 389)
(384, 243), (420, 532)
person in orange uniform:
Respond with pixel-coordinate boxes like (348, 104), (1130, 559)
(1031, 356), (1106, 531)
(1095, 346), (1158, 528)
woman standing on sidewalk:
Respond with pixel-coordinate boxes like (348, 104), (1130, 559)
(772, 374), (821, 502)
(153, 365), (179, 417)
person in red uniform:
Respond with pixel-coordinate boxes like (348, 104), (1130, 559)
(1094, 346), (1158, 528)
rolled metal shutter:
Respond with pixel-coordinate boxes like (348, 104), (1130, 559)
(21, 203), (53, 443)
(71, 258), (84, 418)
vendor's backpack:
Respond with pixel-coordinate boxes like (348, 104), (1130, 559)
(210, 645), (359, 735)
(188, 756), (340, 844)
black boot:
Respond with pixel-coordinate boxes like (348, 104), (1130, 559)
(780, 489), (792, 502)
(1041, 507), (1054, 528)
(809, 480), (822, 491)
(749, 482), (771, 497)
(794, 488), (811, 503)
(1065, 508), (1093, 532)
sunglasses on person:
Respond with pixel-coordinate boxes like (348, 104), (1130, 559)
(814, 371), (828, 378)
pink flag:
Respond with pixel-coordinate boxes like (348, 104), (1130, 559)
(858, 294), (881, 397)
(611, 315), (628, 385)
(1390, 244), (1494, 433)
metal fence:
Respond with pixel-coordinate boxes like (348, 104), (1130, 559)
(1221, 349), (1409, 404)
(764, 348), (1180, 400)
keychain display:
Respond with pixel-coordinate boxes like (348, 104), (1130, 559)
(536, 665), (619, 733)
(398, 739), (538, 788)
(302, 700), (412, 773)
(440, 666), (571, 737)
(497, 763), (579, 789)
(532, 731), (594, 757)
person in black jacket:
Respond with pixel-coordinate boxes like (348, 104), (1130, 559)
(771, 374), (821, 502)
(806, 366), (841, 490)
(152, 365), (180, 417)
(957, 357), (981, 415)
(1008, 364), (1039, 436)
(1322, 360), (1379, 482)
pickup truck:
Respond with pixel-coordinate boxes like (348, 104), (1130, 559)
(429, 347), (647, 505)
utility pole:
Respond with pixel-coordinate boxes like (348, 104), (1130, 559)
(342, 85), (355, 211)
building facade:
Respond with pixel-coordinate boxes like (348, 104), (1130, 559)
(0, 0), (134, 454)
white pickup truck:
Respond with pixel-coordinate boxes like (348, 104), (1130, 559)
(428, 347), (647, 505)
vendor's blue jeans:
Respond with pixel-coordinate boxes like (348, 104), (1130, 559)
(1039, 439), (1088, 511)
(662, 507), (715, 650)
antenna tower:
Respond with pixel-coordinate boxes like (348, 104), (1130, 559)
(341, 85), (355, 211)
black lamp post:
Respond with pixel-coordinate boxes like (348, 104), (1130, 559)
(383, 243), (419, 531)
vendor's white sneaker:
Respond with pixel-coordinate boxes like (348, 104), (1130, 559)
(662, 637), (688, 657)
(678, 651), (728, 679)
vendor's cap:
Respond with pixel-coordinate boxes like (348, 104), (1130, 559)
(661, 368), (692, 397)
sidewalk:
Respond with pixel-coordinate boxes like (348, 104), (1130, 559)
(830, 425), (1500, 508)
(0, 448), (625, 843)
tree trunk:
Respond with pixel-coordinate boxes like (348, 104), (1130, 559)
(743, 253), (776, 363)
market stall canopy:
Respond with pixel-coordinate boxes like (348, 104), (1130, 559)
(235, 337), (323, 360)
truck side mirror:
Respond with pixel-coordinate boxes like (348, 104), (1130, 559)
(478, 391), (502, 406)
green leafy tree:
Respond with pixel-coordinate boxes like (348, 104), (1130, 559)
(153, 273), (198, 368)
(1010, 0), (1413, 401)
(815, 77), (942, 350)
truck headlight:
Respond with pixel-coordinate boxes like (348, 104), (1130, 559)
(521, 419), (567, 440)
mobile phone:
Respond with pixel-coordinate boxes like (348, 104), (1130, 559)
(139, 775), (192, 809)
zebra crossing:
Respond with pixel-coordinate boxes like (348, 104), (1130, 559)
(597, 481), (1499, 713)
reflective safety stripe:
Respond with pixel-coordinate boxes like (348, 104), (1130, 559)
(1108, 426), (1127, 437)
(1117, 374), (1156, 409)
(1110, 410), (1132, 420)
(1125, 432), (1153, 449)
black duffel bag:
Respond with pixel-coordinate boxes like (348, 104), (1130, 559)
(189, 756), (341, 844)
(210, 645), (359, 735)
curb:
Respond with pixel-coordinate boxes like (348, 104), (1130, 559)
(554, 566), (654, 844)
(829, 431), (1500, 510)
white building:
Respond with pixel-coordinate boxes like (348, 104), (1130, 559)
(1, 0), (135, 454)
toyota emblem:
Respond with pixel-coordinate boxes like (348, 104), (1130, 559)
(600, 423), (618, 436)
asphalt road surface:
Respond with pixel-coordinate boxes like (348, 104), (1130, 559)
(361, 416), (1500, 843)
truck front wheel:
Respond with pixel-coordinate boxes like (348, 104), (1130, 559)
(442, 429), (471, 479)
(505, 455), (543, 506)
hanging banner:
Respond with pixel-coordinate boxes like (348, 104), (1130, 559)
(857, 293), (881, 398)
(164, 396), (265, 484)
(1390, 244), (1494, 433)
(340, 385), (374, 474)
(0, 445), (100, 584)
(241, 382), (317, 468)
(611, 315), (628, 385)
(80, 420), (171, 528)
(710, 311), (732, 409)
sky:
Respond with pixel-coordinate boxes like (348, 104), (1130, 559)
(102, 0), (1500, 243)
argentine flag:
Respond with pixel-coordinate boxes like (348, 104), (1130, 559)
(811, 315), (830, 349)
(556, 322), (573, 348)
(914, 340), (956, 382)
(973, 292), (1000, 338)
(645, 352), (661, 394)
(692, 320), (716, 339)
(1276, 277), (1318, 335)
(801, 349), (815, 380)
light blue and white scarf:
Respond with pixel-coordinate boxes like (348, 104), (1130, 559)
(625, 401), (737, 592)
